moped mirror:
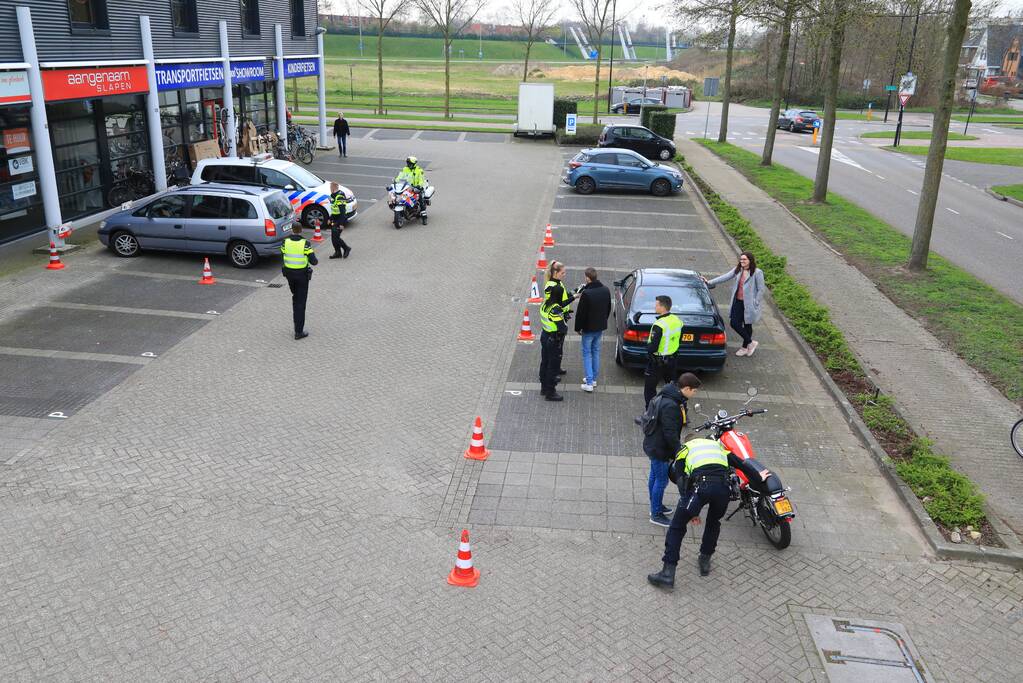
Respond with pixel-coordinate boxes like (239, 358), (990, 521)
(746, 386), (758, 398)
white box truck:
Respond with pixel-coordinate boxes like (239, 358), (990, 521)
(513, 82), (555, 137)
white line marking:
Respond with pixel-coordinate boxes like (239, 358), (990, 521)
(996, 231), (1014, 240)
(906, 189), (919, 196)
(945, 207), (959, 215)
(551, 208), (695, 217)
(876, 175), (886, 180)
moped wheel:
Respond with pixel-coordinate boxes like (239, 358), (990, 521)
(757, 498), (791, 549)
(393, 212), (405, 229)
(1012, 417), (1023, 459)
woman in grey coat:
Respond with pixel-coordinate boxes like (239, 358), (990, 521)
(703, 252), (765, 356)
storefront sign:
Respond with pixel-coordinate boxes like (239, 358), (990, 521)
(8, 155), (33, 176)
(0, 70), (31, 105)
(274, 58), (320, 79)
(11, 180), (36, 200)
(3, 128), (31, 153)
(154, 60), (265, 90)
(43, 66), (149, 102)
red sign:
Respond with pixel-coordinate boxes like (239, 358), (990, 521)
(42, 66), (148, 102)
(2, 127), (31, 153)
(898, 93), (911, 107)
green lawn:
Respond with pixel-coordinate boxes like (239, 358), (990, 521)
(885, 146), (1023, 167)
(696, 140), (1023, 404)
(991, 184), (1023, 201)
(861, 131), (978, 140)
(950, 115), (1023, 124)
(323, 34), (578, 62)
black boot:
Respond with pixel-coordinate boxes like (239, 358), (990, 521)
(545, 391), (564, 402)
(647, 562), (677, 589)
(698, 553), (711, 576)
(329, 252), (342, 259)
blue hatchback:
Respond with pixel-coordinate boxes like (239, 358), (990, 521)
(565, 147), (684, 196)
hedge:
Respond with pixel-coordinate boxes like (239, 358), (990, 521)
(640, 105), (667, 128)
(555, 124), (602, 145)
(553, 99), (577, 130)
(648, 112), (677, 139)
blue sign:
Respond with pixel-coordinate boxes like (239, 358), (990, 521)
(274, 58), (320, 79)
(155, 61), (264, 91)
(812, 119), (822, 128)
(566, 113), (577, 135)
(589, 49), (598, 60)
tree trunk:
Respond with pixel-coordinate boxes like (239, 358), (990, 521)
(377, 20), (385, 116)
(909, 0), (972, 271)
(444, 34), (451, 118)
(811, 0), (846, 203)
(717, 0), (738, 143)
(762, 0), (795, 166)
(592, 44), (603, 124)
(523, 41), (532, 81)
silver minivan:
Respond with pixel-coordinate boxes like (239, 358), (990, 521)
(98, 184), (296, 268)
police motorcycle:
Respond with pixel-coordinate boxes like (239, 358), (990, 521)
(688, 387), (795, 549)
(386, 179), (434, 229)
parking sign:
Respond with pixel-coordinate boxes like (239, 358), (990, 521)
(566, 113), (577, 135)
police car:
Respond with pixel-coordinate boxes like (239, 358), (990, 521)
(192, 154), (357, 228)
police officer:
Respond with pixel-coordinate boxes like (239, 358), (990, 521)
(647, 434), (733, 588)
(280, 222), (318, 339)
(637, 295), (683, 421)
(394, 156), (428, 224)
(327, 182), (352, 260)
(538, 260), (576, 402)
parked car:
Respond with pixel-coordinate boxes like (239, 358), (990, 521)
(98, 184), (296, 268)
(777, 109), (820, 132)
(611, 97), (664, 114)
(598, 124), (676, 161)
(564, 148), (684, 196)
(612, 268), (728, 372)
(192, 154), (357, 229)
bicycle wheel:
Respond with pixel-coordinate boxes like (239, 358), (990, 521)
(1012, 418), (1023, 459)
(107, 184), (133, 208)
(296, 142), (314, 165)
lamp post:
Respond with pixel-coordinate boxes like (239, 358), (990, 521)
(606, 0), (617, 113)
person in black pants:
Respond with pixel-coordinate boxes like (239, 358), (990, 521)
(327, 182), (352, 260)
(280, 223), (318, 339)
(333, 112), (350, 157)
(538, 261), (576, 401)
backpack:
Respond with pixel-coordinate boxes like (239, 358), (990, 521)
(640, 393), (666, 435)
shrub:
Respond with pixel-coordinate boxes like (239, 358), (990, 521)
(555, 124), (602, 145)
(640, 105), (668, 128)
(553, 99), (577, 130)
(896, 439), (986, 528)
(648, 112), (677, 139)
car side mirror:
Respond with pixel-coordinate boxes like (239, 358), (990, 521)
(283, 184), (295, 191)
(613, 279), (623, 287)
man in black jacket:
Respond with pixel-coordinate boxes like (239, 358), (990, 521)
(574, 267), (612, 392)
(642, 373), (701, 526)
(332, 112), (350, 158)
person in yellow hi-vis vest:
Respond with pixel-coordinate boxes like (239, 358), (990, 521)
(280, 223), (318, 340)
(638, 295), (683, 419)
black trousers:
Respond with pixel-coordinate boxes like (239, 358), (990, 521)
(662, 478), (730, 564)
(644, 356), (678, 407)
(284, 268), (310, 334)
(330, 221), (350, 254)
(539, 330), (564, 394)
(729, 298), (753, 348)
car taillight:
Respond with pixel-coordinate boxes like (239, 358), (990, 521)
(569, 160), (582, 169)
(699, 332), (727, 345)
(623, 329), (650, 343)
(795, 117), (803, 122)
(264, 219), (277, 237)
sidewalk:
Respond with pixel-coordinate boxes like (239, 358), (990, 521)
(679, 138), (1023, 547)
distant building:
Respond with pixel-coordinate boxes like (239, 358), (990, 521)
(1003, 35), (1022, 81)
(962, 22), (1023, 78)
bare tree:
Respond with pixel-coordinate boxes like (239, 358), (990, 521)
(357, 0), (407, 115)
(515, 0), (559, 81)
(416, 0), (488, 118)
(909, 0), (972, 270)
(570, 0), (616, 124)
(810, 0), (850, 203)
(761, 0), (797, 165)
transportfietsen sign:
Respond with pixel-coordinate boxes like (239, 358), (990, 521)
(42, 66), (149, 102)
(154, 61), (265, 90)
(0, 70), (31, 106)
(274, 58), (320, 79)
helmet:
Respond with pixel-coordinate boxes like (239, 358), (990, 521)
(406, 156), (418, 168)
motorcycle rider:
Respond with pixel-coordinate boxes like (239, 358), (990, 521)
(648, 433), (733, 588)
(394, 156), (428, 224)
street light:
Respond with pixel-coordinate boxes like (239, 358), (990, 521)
(606, 0), (617, 113)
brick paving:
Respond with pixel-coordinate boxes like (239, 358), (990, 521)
(0, 138), (1021, 679)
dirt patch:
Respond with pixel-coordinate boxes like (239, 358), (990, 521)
(539, 64), (698, 82)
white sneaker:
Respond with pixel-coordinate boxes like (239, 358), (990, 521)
(581, 383), (594, 392)
(735, 347), (748, 357)
(747, 340), (759, 356)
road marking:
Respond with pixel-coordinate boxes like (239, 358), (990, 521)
(876, 175), (886, 180)
(552, 224), (702, 233)
(996, 232), (1014, 240)
(46, 302), (218, 320)
(551, 208), (696, 217)
(945, 207), (960, 215)
(0, 346), (151, 365)
(118, 270), (267, 287)
(555, 193), (687, 202)
(797, 146), (869, 172)
(554, 242), (715, 252)
(906, 189), (918, 196)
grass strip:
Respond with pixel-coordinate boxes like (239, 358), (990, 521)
(860, 130), (977, 140)
(293, 116), (510, 134)
(951, 115), (1023, 124)
(884, 145), (1023, 167)
(679, 151), (991, 535)
(340, 112), (512, 124)
(695, 140), (1023, 405)
(991, 184), (1023, 201)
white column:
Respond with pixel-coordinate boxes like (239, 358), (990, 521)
(274, 24), (288, 150)
(316, 29), (329, 148)
(139, 16), (167, 191)
(16, 6), (64, 242)
(219, 20), (236, 157)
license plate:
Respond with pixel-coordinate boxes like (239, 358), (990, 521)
(773, 498), (793, 515)
(681, 333), (694, 342)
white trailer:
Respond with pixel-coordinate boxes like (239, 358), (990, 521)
(513, 82), (556, 137)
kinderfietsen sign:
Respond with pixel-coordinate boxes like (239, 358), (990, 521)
(273, 58), (320, 79)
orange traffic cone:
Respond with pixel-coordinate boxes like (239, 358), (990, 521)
(517, 309), (535, 342)
(543, 223), (556, 247)
(536, 244), (547, 269)
(311, 223), (324, 243)
(44, 242), (65, 271)
(446, 529), (480, 588)
(463, 416), (491, 461)
(198, 257), (216, 285)
(527, 275), (542, 303)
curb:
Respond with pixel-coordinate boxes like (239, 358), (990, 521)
(677, 153), (1023, 570)
(986, 187), (1023, 209)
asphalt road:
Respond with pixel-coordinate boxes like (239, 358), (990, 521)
(676, 102), (1023, 303)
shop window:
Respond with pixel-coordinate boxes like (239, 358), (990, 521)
(290, 0), (306, 37)
(1, 107), (44, 244)
(67, 0), (110, 32)
(170, 0), (198, 34)
(240, 0), (260, 36)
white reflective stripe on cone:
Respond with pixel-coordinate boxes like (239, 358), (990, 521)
(455, 558), (473, 569)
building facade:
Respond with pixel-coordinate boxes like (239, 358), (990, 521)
(0, 1), (329, 245)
